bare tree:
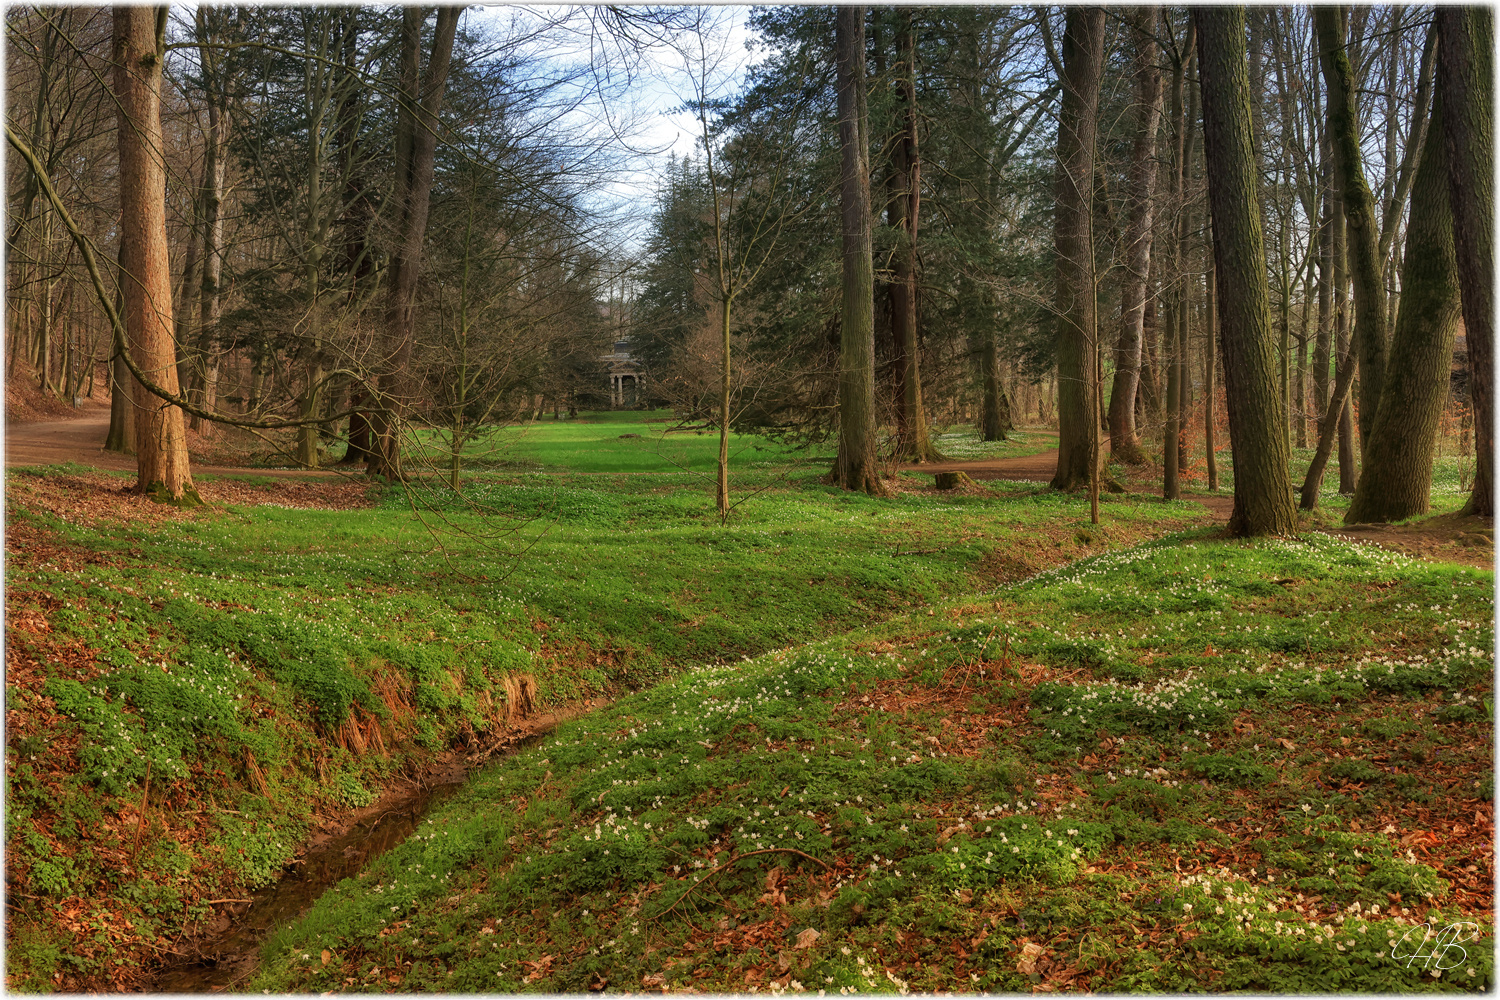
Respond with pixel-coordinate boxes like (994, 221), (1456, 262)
(367, 6), (460, 480)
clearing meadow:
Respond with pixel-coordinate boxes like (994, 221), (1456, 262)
(4, 411), (1494, 993)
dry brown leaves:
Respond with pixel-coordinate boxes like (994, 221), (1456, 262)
(6, 469), (375, 531)
(5, 372), (85, 423)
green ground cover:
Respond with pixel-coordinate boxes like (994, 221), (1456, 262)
(400, 411), (833, 475)
(247, 531), (1495, 994)
(5, 421), (1208, 991)
(1121, 441), (1477, 520)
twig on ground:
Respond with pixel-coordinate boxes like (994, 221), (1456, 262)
(659, 848), (832, 921)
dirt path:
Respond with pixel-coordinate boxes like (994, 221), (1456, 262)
(5, 403), (341, 479)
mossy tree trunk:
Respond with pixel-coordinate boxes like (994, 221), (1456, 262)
(1315, 6), (1389, 453)
(1196, 5), (1296, 537)
(1346, 87), (1460, 524)
(1437, 6), (1494, 517)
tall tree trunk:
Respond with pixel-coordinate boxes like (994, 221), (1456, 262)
(1315, 6), (1388, 452)
(105, 347), (135, 453)
(1139, 279), (1161, 426)
(1314, 164), (1333, 439)
(1298, 330), (1359, 510)
(1162, 17), (1193, 501)
(1205, 255), (1218, 490)
(1333, 187), (1357, 493)
(191, 4), (226, 436)
(1437, 6), (1494, 517)
(333, 10), (377, 465)
(888, 10), (939, 463)
(368, 6), (460, 480)
(1196, 6), (1296, 537)
(113, 5), (196, 502)
(1049, 6), (1108, 493)
(979, 326), (1013, 441)
(1107, 6), (1162, 466)
(1346, 90), (1460, 524)
(1176, 70), (1199, 476)
(831, 5), (886, 496)
(172, 181), (201, 400)
(1163, 284), (1181, 498)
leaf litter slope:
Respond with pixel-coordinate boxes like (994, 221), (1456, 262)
(251, 530), (1493, 995)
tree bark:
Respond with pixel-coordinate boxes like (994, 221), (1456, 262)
(191, 4), (226, 436)
(979, 326), (1013, 441)
(888, 9), (940, 463)
(368, 6), (460, 480)
(1162, 17), (1193, 501)
(1332, 187), (1357, 493)
(1176, 70), (1199, 476)
(1204, 255), (1218, 490)
(1315, 6), (1388, 452)
(831, 6), (886, 496)
(1437, 6), (1494, 517)
(1107, 6), (1163, 467)
(1345, 90), (1460, 524)
(1298, 330), (1358, 510)
(113, 5), (196, 502)
(1049, 6), (1108, 493)
(104, 346), (135, 454)
(1196, 6), (1296, 536)
(1313, 161), (1333, 439)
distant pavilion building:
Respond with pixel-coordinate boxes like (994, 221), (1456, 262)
(602, 339), (644, 408)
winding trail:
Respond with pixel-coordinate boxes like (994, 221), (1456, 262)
(5, 403), (341, 478)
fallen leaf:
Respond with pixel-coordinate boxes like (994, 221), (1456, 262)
(795, 928), (821, 949)
(1017, 941), (1045, 975)
(1278, 738), (1296, 751)
(321, 950), (331, 967)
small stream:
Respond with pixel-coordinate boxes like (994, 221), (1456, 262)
(150, 731), (553, 992)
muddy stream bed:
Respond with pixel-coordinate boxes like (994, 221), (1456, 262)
(150, 730), (554, 993)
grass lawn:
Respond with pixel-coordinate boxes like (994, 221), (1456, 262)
(401, 411), (833, 476)
(4, 418), (1491, 992)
